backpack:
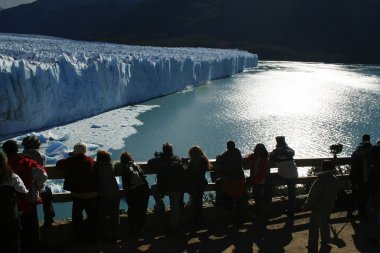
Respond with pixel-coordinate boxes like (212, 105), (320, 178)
(122, 162), (146, 192)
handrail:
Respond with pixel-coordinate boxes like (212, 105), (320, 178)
(47, 157), (351, 202)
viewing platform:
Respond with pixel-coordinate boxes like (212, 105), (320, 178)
(37, 156), (380, 252)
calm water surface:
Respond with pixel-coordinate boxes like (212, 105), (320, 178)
(41, 61), (380, 219)
(113, 61), (380, 161)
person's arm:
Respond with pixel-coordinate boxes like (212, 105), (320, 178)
(31, 161), (48, 190)
(303, 179), (323, 210)
(12, 173), (28, 195)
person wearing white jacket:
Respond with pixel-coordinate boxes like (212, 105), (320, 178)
(270, 136), (298, 216)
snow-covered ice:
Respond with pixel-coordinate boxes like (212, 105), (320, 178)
(0, 33), (258, 137)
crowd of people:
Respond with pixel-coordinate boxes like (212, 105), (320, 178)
(1, 134), (380, 253)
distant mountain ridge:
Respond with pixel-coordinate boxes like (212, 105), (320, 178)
(1, 0), (380, 63)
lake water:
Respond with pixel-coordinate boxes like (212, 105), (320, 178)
(110, 61), (380, 161)
(36, 60), (380, 219)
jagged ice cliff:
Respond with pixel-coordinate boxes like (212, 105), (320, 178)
(0, 33), (258, 137)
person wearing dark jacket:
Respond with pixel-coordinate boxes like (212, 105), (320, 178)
(148, 143), (184, 231)
(94, 150), (119, 241)
(303, 160), (340, 253)
(0, 151), (28, 253)
(187, 145), (211, 221)
(367, 138), (380, 245)
(350, 139), (372, 218)
(270, 136), (298, 216)
(216, 141), (246, 224)
(56, 142), (98, 243)
(2, 140), (47, 253)
(120, 151), (149, 233)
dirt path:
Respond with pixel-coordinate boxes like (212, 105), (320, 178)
(41, 203), (379, 253)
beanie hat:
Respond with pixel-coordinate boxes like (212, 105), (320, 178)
(22, 135), (41, 149)
(73, 142), (87, 155)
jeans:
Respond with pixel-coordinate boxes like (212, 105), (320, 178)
(40, 186), (55, 222)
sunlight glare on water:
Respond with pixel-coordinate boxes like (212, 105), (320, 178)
(121, 61), (380, 162)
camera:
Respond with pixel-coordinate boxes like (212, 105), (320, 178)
(329, 144), (343, 155)
(154, 151), (163, 158)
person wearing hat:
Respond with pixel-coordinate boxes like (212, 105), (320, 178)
(22, 135), (55, 227)
(270, 136), (298, 216)
(303, 160), (340, 253)
(56, 142), (98, 243)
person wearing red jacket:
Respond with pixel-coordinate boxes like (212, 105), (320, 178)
(244, 143), (269, 217)
(56, 142), (98, 243)
(2, 140), (47, 253)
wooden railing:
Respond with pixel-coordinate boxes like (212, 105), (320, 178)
(48, 157), (351, 202)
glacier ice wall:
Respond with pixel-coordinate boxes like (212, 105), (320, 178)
(0, 34), (258, 137)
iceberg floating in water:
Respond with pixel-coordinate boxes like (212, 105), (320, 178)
(0, 33), (258, 137)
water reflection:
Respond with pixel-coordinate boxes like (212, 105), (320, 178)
(120, 61), (380, 163)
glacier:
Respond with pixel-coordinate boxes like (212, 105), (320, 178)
(0, 33), (258, 138)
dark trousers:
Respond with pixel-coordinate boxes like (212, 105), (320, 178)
(20, 207), (40, 253)
(223, 193), (247, 224)
(308, 211), (331, 253)
(282, 178), (296, 213)
(0, 218), (21, 253)
(253, 184), (265, 216)
(192, 188), (204, 221)
(40, 186), (55, 222)
(72, 197), (98, 242)
(99, 196), (120, 239)
(126, 184), (150, 232)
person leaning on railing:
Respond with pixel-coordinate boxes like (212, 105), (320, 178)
(56, 142), (98, 244)
(269, 136), (298, 216)
(216, 140), (247, 225)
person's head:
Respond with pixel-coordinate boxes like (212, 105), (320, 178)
(22, 135), (41, 150)
(321, 160), (334, 172)
(253, 143), (269, 158)
(0, 151), (12, 181)
(96, 150), (111, 163)
(275, 136), (286, 147)
(162, 143), (173, 157)
(189, 145), (211, 169)
(362, 141), (372, 151)
(120, 151), (133, 164)
(227, 141), (235, 150)
(2, 140), (18, 155)
(362, 134), (370, 143)
(73, 141), (87, 155)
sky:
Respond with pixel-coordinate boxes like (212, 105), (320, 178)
(0, 0), (36, 9)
